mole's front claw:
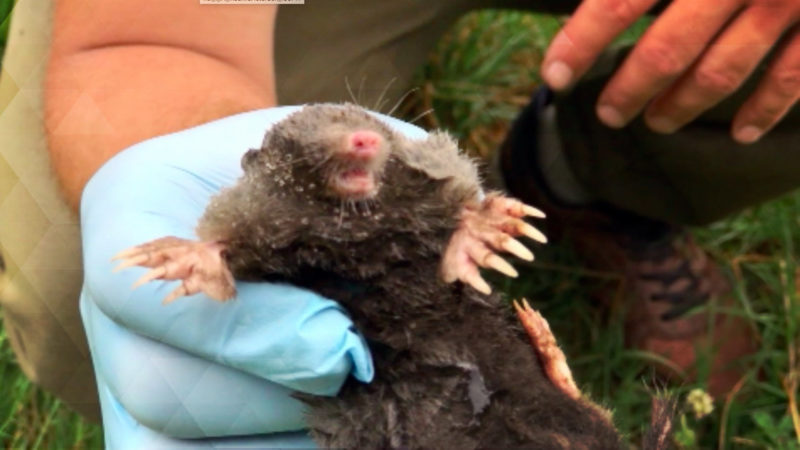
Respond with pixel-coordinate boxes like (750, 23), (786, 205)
(521, 204), (546, 218)
(112, 236), (192, 271)
(113, 237), (235, 303)
(111, 246), (146, 262)
(516, 220), (547, 244)
(485, 254), (518, 278)
(132, 266), (170, 289)
(486, 195), (546, 220)
(112, 254), (150, 273)
(464, 271), (492, 295)
(440, 193), (547, 290)
(514, 299), (580, 400)
(500, 236), (534, 261)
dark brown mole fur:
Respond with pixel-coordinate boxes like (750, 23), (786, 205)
(196, 104), (626, 449)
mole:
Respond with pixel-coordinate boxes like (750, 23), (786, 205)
(114, 103), (670, 449)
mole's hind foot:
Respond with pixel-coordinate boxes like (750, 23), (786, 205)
(441, 193), (546, 294)
(514, 299), (580, 400)
(112, 237), (235, 303)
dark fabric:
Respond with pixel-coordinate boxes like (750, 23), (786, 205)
(555, 48), (800, 225)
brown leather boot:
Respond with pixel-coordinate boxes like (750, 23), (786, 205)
(496, 87), (756, 397)
(620, 229), (756, 397)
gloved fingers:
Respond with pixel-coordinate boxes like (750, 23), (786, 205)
(97, 376), (316, 450)
(84, 254), (374, 396)
(218, 282), (374, 393)
(82, 295), (309, 438)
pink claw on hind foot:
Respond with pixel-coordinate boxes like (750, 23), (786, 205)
(441, 193), (547, 294)
(111, 236), (235, 303)
(513, 298), (580, 400)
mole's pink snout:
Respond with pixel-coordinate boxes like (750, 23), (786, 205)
(346, 130), (383, 160)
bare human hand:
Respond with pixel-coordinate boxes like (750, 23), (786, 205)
(541, 0), (800, 144)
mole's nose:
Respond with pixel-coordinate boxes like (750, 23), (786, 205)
(347, 130), (382, 159)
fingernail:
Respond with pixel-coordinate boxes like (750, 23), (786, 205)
(734, 125), (762, 144)
(647, 116), (679, 134)
(543, 61), (573, 91)
(596, 104), (626, 129)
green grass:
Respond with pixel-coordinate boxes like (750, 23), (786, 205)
(0, 0), (14, 64)
(0, 306), (102, 448)
(1, 5), (799, 449)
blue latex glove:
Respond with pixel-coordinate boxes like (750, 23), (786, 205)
(79, 106), (428, 448)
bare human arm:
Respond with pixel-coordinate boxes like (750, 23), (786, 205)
(45, 1), (278, 210)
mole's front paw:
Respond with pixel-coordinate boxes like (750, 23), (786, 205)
(440, 193), (546, 294)
(112, 237), (235, 303)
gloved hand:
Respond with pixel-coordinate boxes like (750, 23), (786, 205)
(79, 106), (427, 448)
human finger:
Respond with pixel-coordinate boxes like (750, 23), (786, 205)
(732, 26), (800, 144)
(541, 0), (658, 90)
(595, 0), (741, 128)
(645, 4), (799, 134)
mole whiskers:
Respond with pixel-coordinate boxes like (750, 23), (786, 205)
(356, 77), (367, 106)
(267, 154), (321, 176)
(343, 78), (425, 120)
(408, 108), (434, 125)
(344, 75), (369, 108)
(361, 198), (378, 217)
(345, 76), (358, 106)
(337, 199), (345, 228)
(273, 155), (312, 169)
(373, 77), (398, 113)
(346, 199), (357, 216)
(386, 87), (420, 118)
(307, 152), (334, 174)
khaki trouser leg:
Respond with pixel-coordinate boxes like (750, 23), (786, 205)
(0, 0), (100, 421)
